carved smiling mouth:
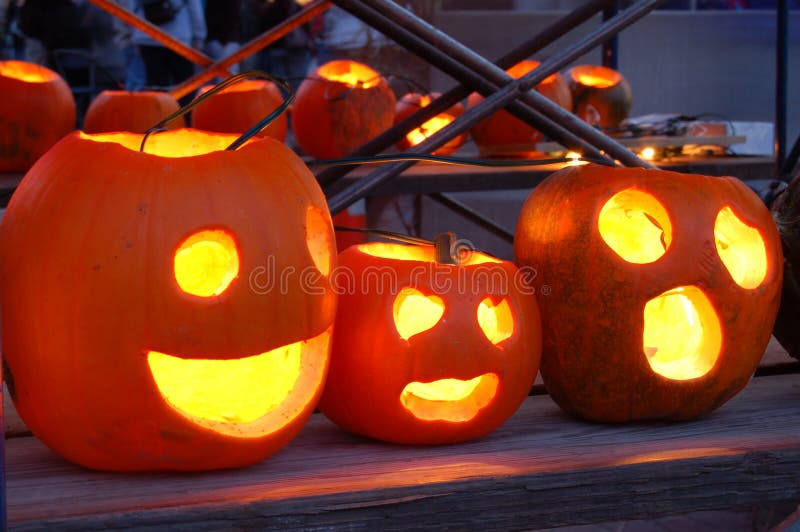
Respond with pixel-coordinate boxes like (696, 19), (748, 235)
(147, 329), (330, 436)
(400, 373), (499, 422)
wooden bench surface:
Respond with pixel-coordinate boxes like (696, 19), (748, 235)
(6, 371), (800, 530)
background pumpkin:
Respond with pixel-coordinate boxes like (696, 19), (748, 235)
(292, 60), (396, 160)
(319, 242), (541, 444)
(566, 64), (632, 130)
(393, 92), (467, 155)
(0, 60), (75, 172)
(191, 80), (288, 142)
(83, 90), (185, 133)
(467, 60), (572, 156)
(515, 164), (782, 422)
(0, 130), (336, 471)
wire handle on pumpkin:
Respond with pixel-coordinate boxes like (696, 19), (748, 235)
(333, 227), (467, 264)
(139, 71), (294, 153)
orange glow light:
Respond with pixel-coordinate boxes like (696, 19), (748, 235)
(570, 65), (621, 88)
(0, 60), (58, 83)
(318, 60), (381, 89)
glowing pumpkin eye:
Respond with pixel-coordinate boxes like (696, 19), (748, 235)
(714, 206), (768, 289)
(174, 229), (239, 297)
(306, 206), (332, 276)
(477, 298), (514, 345)
(393, 288), (444, 340)
(642, 285), (722, 380)
(598, 189), (672, 264)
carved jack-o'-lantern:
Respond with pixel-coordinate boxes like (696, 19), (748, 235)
(515, 164), (782, 422)
(319, 242), (541, 444)
(394, 92), (467, 155)
(0, 60), (75, 171)
(566, 65), (632, 130)
(83, 90), (184, 133)
(0, 129), (336, 471)
(467, 60), (572, 156)
(292, 60), (396, 159)
(191, 80), (288, 142)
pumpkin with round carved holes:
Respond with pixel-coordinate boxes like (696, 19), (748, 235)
(566, 65), (632, 130)
(83, 90), (184, 133)
(514, 164), (782, 422)
(467, 60), (572, 157)
(191, 80), (287, 142)
(394, 92), (467, 155)
(292, 60), (396, 159)
(0, 60), (76, 171)
(0, 129), (336, 471)
(318, 242), (541, 444)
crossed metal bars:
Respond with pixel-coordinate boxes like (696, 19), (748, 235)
(87, 0), (666, 241)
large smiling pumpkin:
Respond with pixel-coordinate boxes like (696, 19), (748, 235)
(318, 242), (541, 444)
(0, 129), (336, 471)
(514, 164), (782, 422)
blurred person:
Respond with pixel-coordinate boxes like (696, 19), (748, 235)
(131, 0), (206, 94)
(252, 0), (315, 91)
(205, 0), (242, 74)
(113, 0), (147, 89)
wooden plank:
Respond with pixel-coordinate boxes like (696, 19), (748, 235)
(328, 156), (775, 196)
(7, 374), (800, 530)
(537, 135), (748, 152)
(0, 155), (776, 205)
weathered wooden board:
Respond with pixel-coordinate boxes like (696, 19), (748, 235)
(320, 156), (775, 196)
(6, 373), (800, 530)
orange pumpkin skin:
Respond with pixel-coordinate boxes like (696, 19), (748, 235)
(191, 80), (287, 142)
(514, 165), (782, 422)
(292, 60), (396, 159)
(467, 61), (572, 155)
(394, 92), (467, 155)
(0, 60), (75, 172)
(83, 90), (185, 133)
(0, 130), (336, 471)
(319, 243), (541, 444)
(566, 65), (632, 129)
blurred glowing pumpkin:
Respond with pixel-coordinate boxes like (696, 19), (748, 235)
(292, 60), (395, 159)
(83, 90), (184, 133)
(566, 65), (632, 130)
(191, 80), (287, 142)
(0, 60), (75, 171)
(394, 92), (467, 155)
(0, 129), (336, 471)
(319, 242), (541, 444)
(515, 164), (782, 422)
(467, 60), (571, 156)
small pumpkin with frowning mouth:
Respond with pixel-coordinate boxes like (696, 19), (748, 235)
(0, 129), (336, 471)
(318, 242), (541, 444)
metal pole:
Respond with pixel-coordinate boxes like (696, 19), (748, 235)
(342, 0), (658, 167)
(776, 0), (789, 175)
(780, 133), (800, 182)
(602, 0), (620, 69)
(171, 0), (331, 100)
(327, 0), (663, 215)
(428, 193), (515, 243)
(331, 0), (612, 167)
(317, 0), (610, 189)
